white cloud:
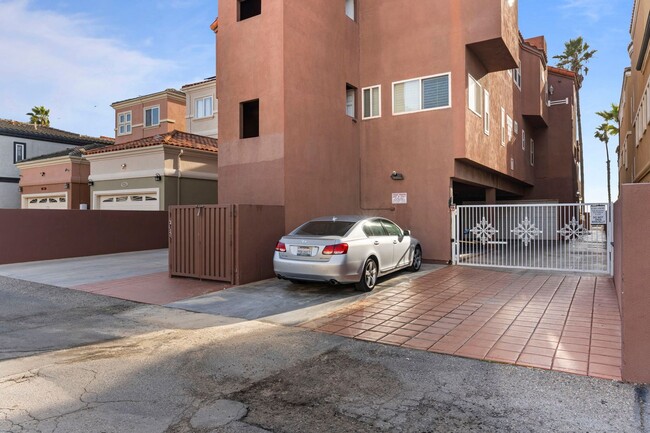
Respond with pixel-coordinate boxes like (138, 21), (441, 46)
(558, 0), (616, 22)
(0, 0), (177, 137)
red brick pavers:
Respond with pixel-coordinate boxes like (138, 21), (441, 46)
(303, 266), (621, 381)
(71, 272), (231, 305)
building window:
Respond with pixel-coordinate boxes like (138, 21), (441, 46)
(144, 106), (160, 127)
(239, 0), (261, 21)
(393, 73), (451, 115)
(483, 90), (490, 135)
(241, 99), (260, 139)
(14, 142), (26, 163)
(195, 96), (213, 119)
(345, 0), (355, 20)
(507, 115), (513, 141)
(117, 111), (132, 135)
(346, 84), (356, 117)
(468, 74), (482, 117)
(500, 107), (505, 146)
(513, 63), (521, 89)
(362, 85), (380, 119)
(530, 139), (535, 166)
(522, 129), (526, 150)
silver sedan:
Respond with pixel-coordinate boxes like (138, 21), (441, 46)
(273, 216), (422, 291)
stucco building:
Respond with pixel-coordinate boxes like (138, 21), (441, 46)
(182, 77), (218, 138)
(215, 0), (579, 263)
(0, 119), (113, 209)
(84, 131), (218, 211)
(111, 89), (187, 145)
(618, 0), (650, 186)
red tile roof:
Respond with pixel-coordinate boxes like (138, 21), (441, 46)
(85, 130), (218, 155)
(547, 66), (577, 80)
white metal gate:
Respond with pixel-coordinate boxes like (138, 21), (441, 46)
(452, 203), (613, 274)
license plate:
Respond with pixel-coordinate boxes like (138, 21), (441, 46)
(297, 246), (312, 256)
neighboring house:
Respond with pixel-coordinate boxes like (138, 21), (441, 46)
(215, 0), (580, 263)
(182, 76), (218, 138)
(619, 0), (650, 185)
(84, 130), (218, 211)
(0, 119), (113, 209)
(111, 89), (186, 145)
(16, 143), (110, 210)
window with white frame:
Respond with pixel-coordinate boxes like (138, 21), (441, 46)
(514, 120), (518, 135)
(624, 137), (629, 169)
(346, 84), (356, 117)
(117, 111), (132, 135)
(362, 85), (381, 119)
(393, 73), (450, 115)
(144, 106), (160, 127)
(522, 129), (526, 150)
(513, 63), (521, 89)
(345, 0), (355, 20)
(483, 89), (490, 135)
(500, 107), (505, 146)
(468, 74), (482, 116)
(195, 96), (213, 119)
(507, 115), (513, 141)
(14, 142), (26, 163)
(530, 138), (535, 166)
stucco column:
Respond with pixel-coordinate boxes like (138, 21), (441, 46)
(618, 183), (650, 383)
(485, 188), (497, 204)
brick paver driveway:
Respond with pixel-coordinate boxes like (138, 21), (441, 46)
(303, 266), (621, 381)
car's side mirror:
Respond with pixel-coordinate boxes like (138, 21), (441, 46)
(403, 230), (411, 237)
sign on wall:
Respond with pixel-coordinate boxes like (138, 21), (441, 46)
(590, 205), (607, 225)
(392, 193), (407, 205)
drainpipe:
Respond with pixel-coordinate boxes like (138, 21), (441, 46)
(177, 149), (183, 205)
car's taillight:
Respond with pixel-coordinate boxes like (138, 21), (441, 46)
(322, 243), (349, 255)
(275, 242), (286, 252)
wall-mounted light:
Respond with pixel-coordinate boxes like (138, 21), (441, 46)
(65, 168), (70, 172)
(549, 85), (554, 95)
(88, 180), (94, 187)
(121, 163), (127, 169)
(40, 171), (45, 176)
(64, 183), (70, 190)
(18, 186), (23, 193)
(390, 171), (405, 181)
(154, 173), (162, 182)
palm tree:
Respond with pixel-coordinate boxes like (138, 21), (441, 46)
(554, 37), (597, 203)
(26, 106), (51, 127)
(595, 104), (620, 205)
(594, 122), (616, 204)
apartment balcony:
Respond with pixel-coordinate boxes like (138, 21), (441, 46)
(464, 0), (518, 72)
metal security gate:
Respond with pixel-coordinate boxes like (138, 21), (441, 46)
(169, 205), (234, 282)
(452, 203), (613, 274)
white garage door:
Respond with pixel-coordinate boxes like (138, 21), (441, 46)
(25, 196), (67, 210)
(97, 193), (159, 211)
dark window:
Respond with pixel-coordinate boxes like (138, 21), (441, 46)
(380, 220), (403, 237)
(363, 220), (388, 237)
(241, 99), (260, 138)
(239, 0), (261, 21)
(292, 221), (355, 237)
(14, 142), (26, 163)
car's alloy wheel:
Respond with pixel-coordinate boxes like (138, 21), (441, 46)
(409, 246), (422, 272)
(356, 258), (377, 292)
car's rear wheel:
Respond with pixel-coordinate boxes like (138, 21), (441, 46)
(356, 258), (377, 292)
(409, 246), (422, 272)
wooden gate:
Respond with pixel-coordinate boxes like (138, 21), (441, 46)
(169, 205), (234, 282)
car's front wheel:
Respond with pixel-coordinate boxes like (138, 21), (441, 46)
(356, 258), (378, 292)
(409, 246), (422, 272)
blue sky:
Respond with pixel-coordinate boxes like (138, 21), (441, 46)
(0, 0), (631, 203)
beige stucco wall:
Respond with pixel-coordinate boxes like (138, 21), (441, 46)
(185, 80), (218, 138)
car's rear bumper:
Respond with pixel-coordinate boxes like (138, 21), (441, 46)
(273, 253), (362, 284)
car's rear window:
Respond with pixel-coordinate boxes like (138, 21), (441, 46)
(292, 221), (355, 237)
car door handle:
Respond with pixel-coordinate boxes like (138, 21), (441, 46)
(374, 241), (380, 245)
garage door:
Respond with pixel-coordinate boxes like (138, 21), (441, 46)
(25, 196), (67, 210)
(97, 193), (159, 211)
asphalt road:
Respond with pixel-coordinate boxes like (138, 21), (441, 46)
(0, 275), (648, 433)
